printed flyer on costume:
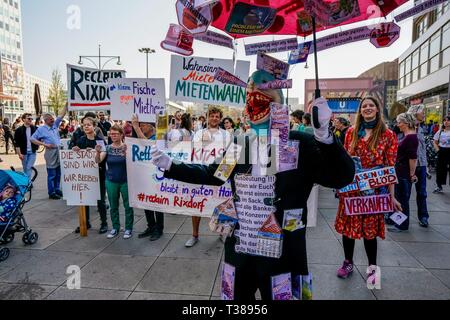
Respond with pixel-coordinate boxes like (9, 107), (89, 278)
(109, 78), (166, 123)
(169, 55), (250, 107)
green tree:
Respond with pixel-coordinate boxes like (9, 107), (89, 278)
(48, 69), (67, 115)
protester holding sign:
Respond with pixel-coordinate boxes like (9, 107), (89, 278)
(151, 69), (355, 300)
(388, 113), (418, 232)
(132, 114), (165, 241)
(71, 117), (108, 234)
(95, 124), (134, 239)
(335, 97), (401, 286)
(31, 105), (68, 200)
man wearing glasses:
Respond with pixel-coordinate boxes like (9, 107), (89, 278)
(14, 113), (38, 179)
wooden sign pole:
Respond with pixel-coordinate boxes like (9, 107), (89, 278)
(78, 206), (88, 237)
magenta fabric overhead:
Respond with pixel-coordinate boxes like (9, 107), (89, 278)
(210, 0), (409, 38)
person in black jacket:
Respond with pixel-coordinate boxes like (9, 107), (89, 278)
(14, 113), (38, 179)
(151, 70), (355, 300)
(71, 116), (108, 234)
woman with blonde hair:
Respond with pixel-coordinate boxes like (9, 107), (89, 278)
(335, 96), (401, 286)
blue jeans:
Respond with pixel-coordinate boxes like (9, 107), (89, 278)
(21, 151), (36, 180)
(47, 166), (61, 196)
(415, 166), (429, 220)
(395, 178), (412, 230)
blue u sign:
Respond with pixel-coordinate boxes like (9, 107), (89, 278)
(328, 98), (361, 113)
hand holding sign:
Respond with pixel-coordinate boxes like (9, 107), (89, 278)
(151, 146), (172, 171)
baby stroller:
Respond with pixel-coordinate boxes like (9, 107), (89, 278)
(0, 167), (38, 262)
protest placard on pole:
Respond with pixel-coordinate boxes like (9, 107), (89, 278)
(67, 64), (125, 111)
(109, 78), (166, 122)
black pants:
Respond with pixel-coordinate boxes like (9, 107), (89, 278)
(342, 235), (377, 266)
(224, 228), (308, 300)
(3, 133), (15, 153)
(85, 172), (108, 226)
(145, 210), (164, 233)
(436, 147), (450, 187)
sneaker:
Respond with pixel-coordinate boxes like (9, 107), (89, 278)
(419, 217), (429, 228)
(49, 193), (61, 200)
(74, 223), (92, 233)
(337, 260), (354, 279)
(55, 190), (63, 197)
(107, 229), (118, 239)
(185, 236), (199, 248)
(433, 187), (443, 194)
(99, 224), (108, 234)
(138, 227), (154, 239)
(149, 231), (163, 242)
(123, 230), (132, 239)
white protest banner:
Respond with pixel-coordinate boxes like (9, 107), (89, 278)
(395, 0), (447, 22)
(256, 53), (289, 80)
(109, 78), (166, 122)
(214, 68), (247, 88)
(67, 64), (125, 111)
(126, 137), (233, 217)
(194, 30), (234, 49)
(233, 174), (277, 256)
(245, 38), (298, 56)
(169, 55), (250, 107)
(339, 166), (398, 193)
(344, 194), (393, 216)
(60, 150), (100, 206)
(258, 79), (292, 90)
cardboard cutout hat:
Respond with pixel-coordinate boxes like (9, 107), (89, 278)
(161, 23), (194, 56)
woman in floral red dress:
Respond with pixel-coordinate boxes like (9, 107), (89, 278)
(335, 96), (402, 286)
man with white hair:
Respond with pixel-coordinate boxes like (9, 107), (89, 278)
(31, 105), (68, 200)
(407, 105), (429, 227)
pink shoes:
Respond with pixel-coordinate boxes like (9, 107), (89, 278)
(337, 260), (354, 278)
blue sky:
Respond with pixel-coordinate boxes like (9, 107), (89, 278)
(21, 0), (414, 103)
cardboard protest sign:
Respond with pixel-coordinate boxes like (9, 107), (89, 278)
(67, 64), (125, 111)
(176, 0), (212, 35)
(214, 68), (247, 88)
(169, 55), (250, 107)
(233, 174), (277, 256)
(256, 53), (289, 80)
(339, 166), (398, 193)
(245, 38), (298, 56)
(304, 0), (360, 26)
(344, 194), (393, 216)
(194, 30), (234, 49)
(225, 2), (276, 36)
(370, 22), (401, 48)
(126, 137), (233, 217)
(109, 78), (166, 122)
(60, 150), (100, 206)
(395, 0), (446, 22)
(309, 25), (373, 54)
(258, 79), (292, 90)
(288, 41), (311, 65)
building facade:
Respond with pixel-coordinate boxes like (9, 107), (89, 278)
(0, 0), (24, 121)
(23, 72), (51, 115)
(397, 2), (450, 123)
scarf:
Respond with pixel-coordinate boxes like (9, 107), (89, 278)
(358, 119), (377, 139)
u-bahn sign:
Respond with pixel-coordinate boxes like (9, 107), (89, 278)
(327, 98), (361, 113)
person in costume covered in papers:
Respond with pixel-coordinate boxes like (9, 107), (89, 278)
(151, 69), (355, 300)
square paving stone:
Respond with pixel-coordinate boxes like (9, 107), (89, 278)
(398, 242), (450, 269)
(79, 253), (156, 291)
(0, 250), (95, 286)
(46, 287), (131, 300)
(306, 239), (344, 265)
(103, 233), (174, 257)
(428, 269), (450, 289)
(178, 218), (217, 236)
(308, 264), (375, 300)
(6, 227), (73, 250)
(133, 214), (186, 234)
(46, 231), (117, 254)
(319, 208), (339, 223)
(360, 266), (450, 300)
(128, 292), (210, 300)
(136, 257), (219, 296)
(387, 224), (450, 243)
(431, 225), (450, 240)
(306, 222), (336, 240)
(0, 249), (38, 277)
(161, 234), (224, 260)
(0, 283), (57, 300)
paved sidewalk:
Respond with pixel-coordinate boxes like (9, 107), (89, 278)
(1, 154), (450, 300)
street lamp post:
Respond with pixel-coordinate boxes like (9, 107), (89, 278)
(78, 44), (121, 70)
(138, 48), (156, 78)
